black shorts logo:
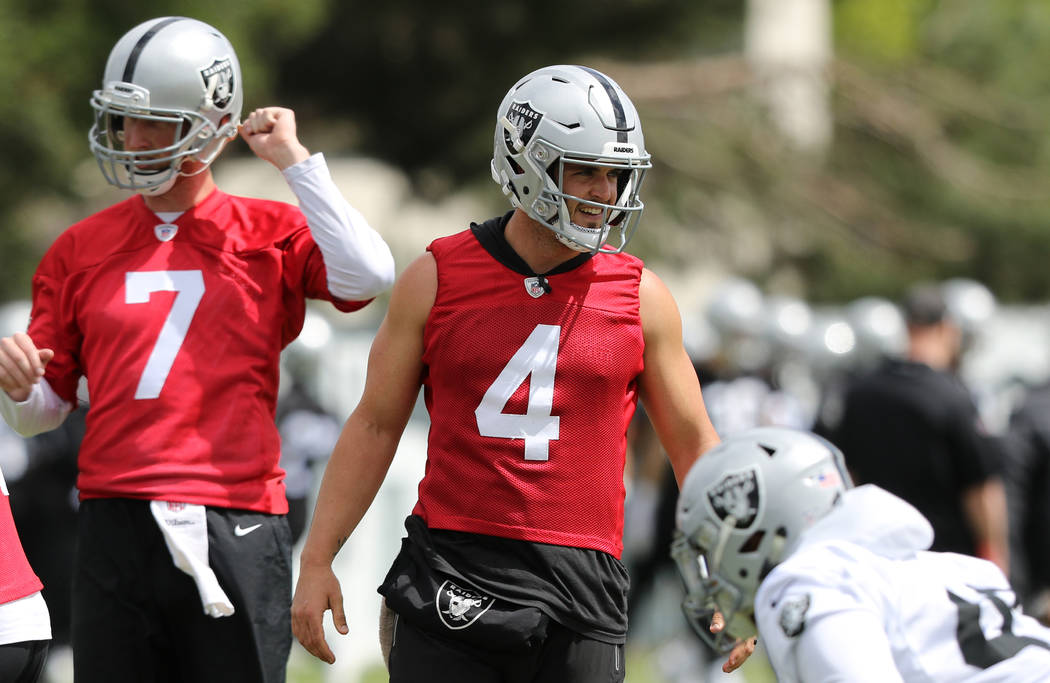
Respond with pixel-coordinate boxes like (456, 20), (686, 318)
(436, 580), (495, 630)
(200, 57), (235, 110)
(707, 467), (760, 529)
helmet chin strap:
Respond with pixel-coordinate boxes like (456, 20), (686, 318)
(553, 218), (611, 253)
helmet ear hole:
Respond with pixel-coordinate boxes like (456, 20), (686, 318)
(739, 530), (765, 554)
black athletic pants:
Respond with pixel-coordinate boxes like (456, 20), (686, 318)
(71, 499), (292, 683)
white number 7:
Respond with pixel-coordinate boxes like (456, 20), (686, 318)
(125, 270), (205, 400)
(475, 324), (561, 461)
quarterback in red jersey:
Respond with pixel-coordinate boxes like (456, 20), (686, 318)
(292, 65), (753, 681)
(0, 16), (393, 683)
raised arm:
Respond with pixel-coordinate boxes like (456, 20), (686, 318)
(240, 107), (395, 301)
(290, 252), (435, 664)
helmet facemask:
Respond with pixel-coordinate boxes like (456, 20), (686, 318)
(671, 515), (787, 654)
(520, 138), (650, 254)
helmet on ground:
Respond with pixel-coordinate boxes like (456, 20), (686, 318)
(706, 277), (765, 339)
(672, 427), (851, 653)
(89, 16), (243, 195)
(763, 295), (813, 358)
(846, 296), (906, 367)
(941, 278), (996, 352)
(705, 277), (770, 373)
(490, 65), (651, 253)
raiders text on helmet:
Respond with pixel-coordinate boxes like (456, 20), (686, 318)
(490, 65), (651, 254)
(89, 17), (243, 195)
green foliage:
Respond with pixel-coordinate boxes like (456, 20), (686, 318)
(275, 0), (744, 195)
(6, 1), (1050, 305)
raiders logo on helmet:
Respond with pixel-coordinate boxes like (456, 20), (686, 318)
(503, 101), (544, 153)
(436, 580), (494, 630)
(706, 467), (760, 529)
(200, 57), (235, 110)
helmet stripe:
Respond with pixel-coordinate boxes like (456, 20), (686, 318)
(578, 66), (628, 143)
(122, 16), (185, 82)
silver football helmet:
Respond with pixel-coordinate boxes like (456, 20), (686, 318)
(89, 17), (243, 195)
(846, 296), (907, 368)
(672, 427), (851, 652)
(941, 277), (996, 353)
(490, 65), (651, 253)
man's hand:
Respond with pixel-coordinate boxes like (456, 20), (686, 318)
(0, 333), (53, 402)
(710, 611), (758, 673)
(291, 562), (349, 664)
(239, 107), (311, 171)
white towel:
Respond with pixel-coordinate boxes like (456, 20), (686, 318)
(149, 501), (235, 618)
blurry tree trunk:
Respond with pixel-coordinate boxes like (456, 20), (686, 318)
(745, 0), (832, 153)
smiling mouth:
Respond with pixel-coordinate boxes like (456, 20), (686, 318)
(575, 206), (604, 227)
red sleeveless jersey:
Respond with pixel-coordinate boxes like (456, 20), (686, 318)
(412, 228), (645, 558)
(28, 190), (367, 513)
(0, 470), (42, 604)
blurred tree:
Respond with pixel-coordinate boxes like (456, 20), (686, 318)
(5, 0), (1050, 306)
(277, 0), (744, 197)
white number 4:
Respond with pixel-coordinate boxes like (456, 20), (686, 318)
(475, 324), (561, 461)
(125, 270), (205, 400)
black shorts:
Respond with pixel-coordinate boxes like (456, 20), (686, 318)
(387, 611), (625, 683)
(0, 640), (48, 683)
(390, 605), (621, 676)
(71, 498), (292, 683)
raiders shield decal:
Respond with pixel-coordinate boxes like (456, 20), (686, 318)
(503, 100), (543, 153)
(436, 580), (494, 630)
(706, 467), (760, 529)
(200, 57), (235, 109)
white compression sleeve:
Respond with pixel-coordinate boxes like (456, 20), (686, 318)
(0, 379), (72, 437)
(282, 153), (395, 301)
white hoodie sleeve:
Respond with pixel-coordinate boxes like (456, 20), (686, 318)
(0, 379), (72, 437)
(282, 153), (395, 301)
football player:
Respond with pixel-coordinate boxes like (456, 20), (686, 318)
(0, 16), (394, 683)
(673, 427), (1050, 681)
(291, 64), (753, 682)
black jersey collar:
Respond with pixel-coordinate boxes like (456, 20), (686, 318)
(470, 211), (595, 279)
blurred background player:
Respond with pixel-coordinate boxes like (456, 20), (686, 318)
(276, 320), (342, 545)
(827, 283), (1008, 571)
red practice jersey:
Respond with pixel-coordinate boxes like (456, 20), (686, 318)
(0, 470), (42, 605)
(28, 190), (367, 513)
(414, 227), (645, 558)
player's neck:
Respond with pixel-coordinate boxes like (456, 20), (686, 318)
(142, 168), (217, 213)
(505, 209), (581, 274)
